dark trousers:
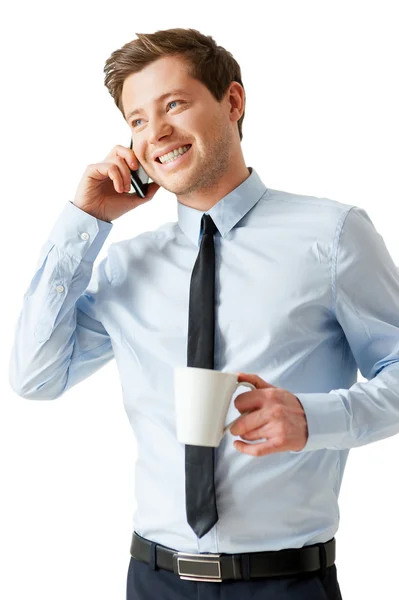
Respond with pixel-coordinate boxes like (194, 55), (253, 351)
(126, 556), (343, 599)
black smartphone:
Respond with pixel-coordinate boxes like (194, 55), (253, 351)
(129, 138), (149, 198)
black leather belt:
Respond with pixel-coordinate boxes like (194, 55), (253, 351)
(130, 531), (336, 583)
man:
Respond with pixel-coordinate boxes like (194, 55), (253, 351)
(9, 28), (399, 600)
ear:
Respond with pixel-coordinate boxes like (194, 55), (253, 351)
(227, 81), (245, 122)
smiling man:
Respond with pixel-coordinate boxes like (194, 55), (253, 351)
(10, 27), (399, 600)
(120, 54), (250, 210)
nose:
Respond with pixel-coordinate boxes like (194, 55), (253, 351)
(147, 114), (173, 146)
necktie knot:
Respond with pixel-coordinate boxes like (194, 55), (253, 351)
(201, 213), (218, 236)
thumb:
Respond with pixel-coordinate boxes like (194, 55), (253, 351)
(144, 181), (161, 199)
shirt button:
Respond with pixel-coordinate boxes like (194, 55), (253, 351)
(80, 232), (90, 241)
(56, 285), (65, 293)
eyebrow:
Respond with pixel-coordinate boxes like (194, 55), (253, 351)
(126, 89), (192, 121)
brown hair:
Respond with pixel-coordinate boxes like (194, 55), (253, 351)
(103, 28), (246, 141)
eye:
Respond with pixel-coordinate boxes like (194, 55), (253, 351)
(167, 100), (182, 110)
(132, 118), (143, 128)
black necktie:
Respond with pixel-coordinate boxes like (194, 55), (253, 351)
(185, 213), (219, 539)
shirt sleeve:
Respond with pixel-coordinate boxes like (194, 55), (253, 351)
(291, 205), (399, 452)
(8, 201), (115, 400)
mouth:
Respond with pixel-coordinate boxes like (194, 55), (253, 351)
(155, 144), (192, 169)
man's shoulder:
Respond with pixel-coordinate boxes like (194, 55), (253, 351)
(265, 186), (355, 214)
(263, 187), (357, 236)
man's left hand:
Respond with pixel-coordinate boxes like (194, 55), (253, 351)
(229, 372), (309, 456)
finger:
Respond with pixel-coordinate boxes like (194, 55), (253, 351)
(106, 164), (125, 194)
(234, 390), (264, 413)
(108, 144), (138, 171)
(230, 408), (268, 436)
(237, 372), (275, 389)
(233, 438), (281, 456)
(111, 156), (133, 192)
(240, 428), (268, 441)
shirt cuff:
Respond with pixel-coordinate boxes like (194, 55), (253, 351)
(47, 201), (113, 262)
(290, 392), (348, 453)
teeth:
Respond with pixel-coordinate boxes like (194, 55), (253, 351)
(159, 145), (190, 163)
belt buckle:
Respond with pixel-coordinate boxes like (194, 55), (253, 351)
(173, 551), (222, 582)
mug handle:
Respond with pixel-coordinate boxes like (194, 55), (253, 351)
(222, 381), (257, 436)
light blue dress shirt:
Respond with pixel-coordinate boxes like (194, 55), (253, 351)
(9, 166), (399, 555)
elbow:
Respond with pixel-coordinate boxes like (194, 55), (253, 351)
(8, 347), (68, 401)
(8, 378), (64, 401)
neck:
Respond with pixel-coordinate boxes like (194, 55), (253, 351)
(177, 158), (251, 212)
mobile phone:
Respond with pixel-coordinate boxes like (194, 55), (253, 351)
(129, 138), (149, 198)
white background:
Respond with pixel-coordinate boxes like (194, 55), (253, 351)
(1, 1), (399, 598)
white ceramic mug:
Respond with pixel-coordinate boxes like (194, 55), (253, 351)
(173, 366), (256, 447)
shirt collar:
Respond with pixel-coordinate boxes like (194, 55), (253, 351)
(177, 166), (268, 247)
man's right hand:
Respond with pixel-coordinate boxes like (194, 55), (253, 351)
(72, 144), (161, 222)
